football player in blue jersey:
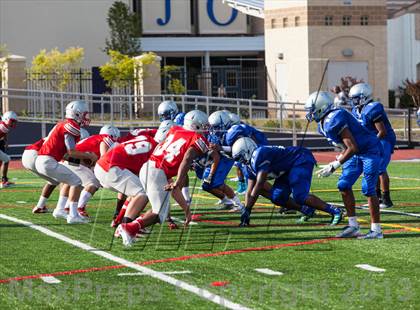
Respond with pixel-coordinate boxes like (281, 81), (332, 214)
(305, 91), (383, 239)
(349, 83), (396, 208)
(232, 137), (343, 227)
(200, 111), (244, 211)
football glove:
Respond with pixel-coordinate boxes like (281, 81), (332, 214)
(317, 160), (341, 178)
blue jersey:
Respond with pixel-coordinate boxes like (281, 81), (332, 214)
(352, 102), (396, 146)
(225, 124), (268, 147)
(250, 146), (315, 180)
(318, 109), (380, 155)
(174, 112), (185, 126)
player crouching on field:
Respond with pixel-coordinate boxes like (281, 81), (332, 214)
(118, 110), (219, 247)
(35, 100), (97, 224)
(57, 125), (120, 219)
(305, 91), (383, 239)
(232, 138), (343, 227)
(0, 111), (18, 188)
(95, 121), (173, 229)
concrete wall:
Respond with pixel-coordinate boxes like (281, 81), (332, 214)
(388, 13), (420, 90)
(0, 0), (128, 68)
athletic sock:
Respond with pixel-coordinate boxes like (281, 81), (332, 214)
(376, 188), (382, 199)
(36, 196), (48, 209)
(324, 204), (340, 215)
(68, 201), (79, 218)
(371, 223), (382, 233)
(231, 195), (243, 206)
(56, 195), (68, 211)
(122, 216), (133, 224)
(182, 187), (190, 202)
(348, 216), (358, 227)
(382, 191), (391, 201)
(115, 206), (127, 224)
(77, 190), (92, 209)
(135, 217), (145, 230)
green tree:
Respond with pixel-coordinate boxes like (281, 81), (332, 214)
(30, 47), (85, 91)
(161, 65), (186, 95)
(100, 50), (135, 89)
(104, 1), (141, 57)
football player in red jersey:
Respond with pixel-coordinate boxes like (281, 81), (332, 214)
(117, 110), (219, 247)
(57, 125), (120, 218)
(22, 138), (56, 213)
(0, 111), (18, 188)
(35, 100), (97, 224)
(95, 120), (173, 227)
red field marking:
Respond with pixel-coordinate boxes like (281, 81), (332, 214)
(0, 229), (405, 284)
(211, 281), (230, 287)
(313, 149), (420, 163)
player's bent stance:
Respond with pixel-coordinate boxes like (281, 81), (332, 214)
(232, 138), (343, 227)
(35, 101), (97, 224)
(305, 91), (383, 239)
(118, 110), (217, 247)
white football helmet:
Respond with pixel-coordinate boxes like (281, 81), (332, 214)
(100, 124), (120, 140)
(155, 120), (175, 143)
(183, 110), (209, 133)
(158, 100), (178, 121)
(209, 110), (231, 135)
(65, 100), (90, 126)
(2, 111), (18, 128)
(349, 83), (373, 107)
(228, 112), (241, 127)
(232, 137), (257, 165)
(80, 128), (90, 140)
(304, 91), (334, 123)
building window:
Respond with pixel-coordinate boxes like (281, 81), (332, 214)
(361, 15), (369, 26)
(325, 15), (333, 26)
(295, 16), (300, 26)
(283, 17), (288, 27)
(270, 18), (276, 28)
(343, 15), (352, 26)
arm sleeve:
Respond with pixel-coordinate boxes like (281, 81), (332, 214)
(64, 133), (76, 151)
(191, 137), (209, 155)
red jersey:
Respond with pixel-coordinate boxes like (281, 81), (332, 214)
(119, 128), (157, 143)
(75, 134), (114, 158)
(38, 119), (81, 161)
(97, 135), (157, 175)
(25, 138), (44, 151)
(150, 126), (208, 178)
(0, 121), (10, 140)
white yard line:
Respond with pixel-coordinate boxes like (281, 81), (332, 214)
(357, 206), (420, 218)
(118, 270), (192, 276)
(40, 276), (61, 284)
(355, 264), (386, 273)
(254, 268), (284, 276)
(0, 214), (250, 310)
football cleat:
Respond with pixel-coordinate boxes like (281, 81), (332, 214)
(230, 205), (245, 213)
(78, 207), (90, 218)
(235, 181), (247, 194)
(52, 208), (68, 220)
(330, 209), (343, 226)
(119, 222), (140, 247)
(239, 208), (251, 227)
(336, 225), (361, 238)
(32, 206), (49, 214)
(1, 181), (14, 188)
(296, 207), (316, 224)
(67, 214), (89, 224)
(357, 230), (384, 240)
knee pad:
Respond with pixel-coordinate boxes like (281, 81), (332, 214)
(201, 181), (213, 192)
(362, 176), (377, 197)
(271, 187), (289, 206)
(337, 179), (352, 192)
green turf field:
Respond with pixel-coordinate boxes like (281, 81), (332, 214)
(0, 162), (419, 309)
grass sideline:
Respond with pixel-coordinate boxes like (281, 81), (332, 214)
(0, 162), (419, 309)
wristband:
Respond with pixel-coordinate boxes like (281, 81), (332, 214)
(331, 160), (341, 170)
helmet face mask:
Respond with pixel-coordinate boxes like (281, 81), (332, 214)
(183, 110), (209, 133)
(2, 111), (18, 128)
(158, 101), (178, 121)
(232, 137), (257, 165)
(209, 111), (230, 138)
(349, 83), (373, 108)
(100, 125), (120, 140)
(65, 101), (90, 126)
(305, 91), (334, 123)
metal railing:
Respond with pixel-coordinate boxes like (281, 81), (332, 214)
(1, 88), (418, 149)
